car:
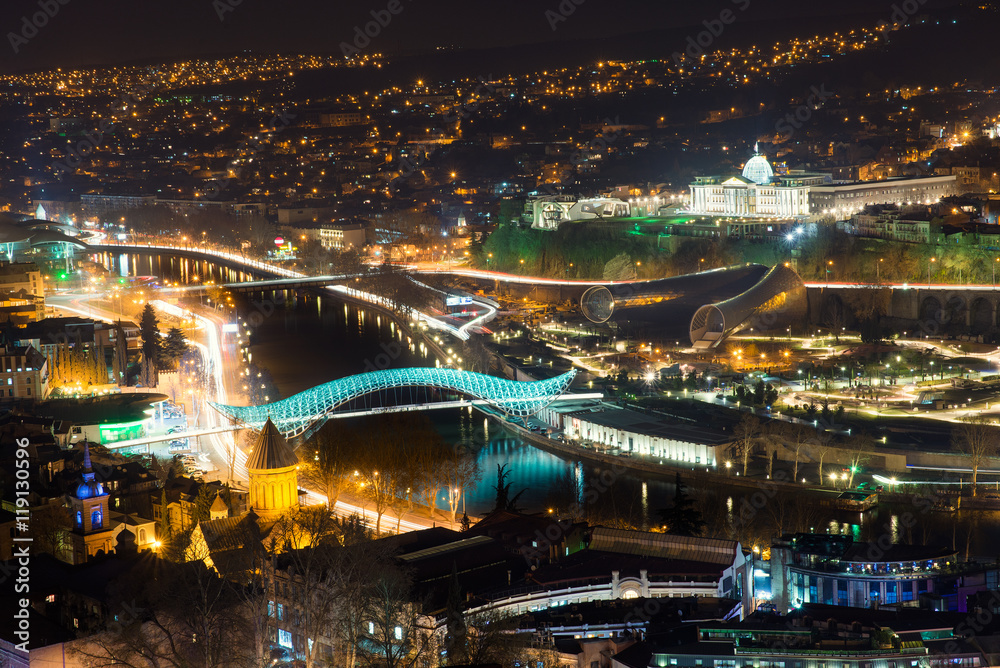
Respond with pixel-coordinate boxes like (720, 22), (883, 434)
(167, 426), (184, 434)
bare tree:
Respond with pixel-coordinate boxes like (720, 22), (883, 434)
(779, 422), (809, 483)
(76, 555), (248, 668)
(762, 425), (782, 479)
(732, 414), (761, 476)
(438, 446), (482, 527)
(845, 432), (871, 488)
(463, 608), (532, 665)
(814, 440), (831, 487)
(357, 567), (434, 668)
(953, 415), (999, 496)
(269, 507), (349, 668)
(299, 421), (359, 510)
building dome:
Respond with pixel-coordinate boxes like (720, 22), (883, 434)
(742, 154), (774, 185)
(75, 441), (107, 499)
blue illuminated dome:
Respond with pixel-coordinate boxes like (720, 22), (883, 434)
(75, 441), (106, 499)
(742, 154), (774, 185)
(76, 473), (105, 499)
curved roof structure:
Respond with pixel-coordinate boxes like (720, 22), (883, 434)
(0, 215), (87, 247)
(742, 154), (774, 185)
(580, 264), (769, 324)
(210, 367), (577, 438)
(27, 229), (88, 247)
(689, 264), (807, 348)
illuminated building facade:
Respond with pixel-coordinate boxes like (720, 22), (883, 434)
(688, 152), (826, 217)
(68, 441), (116, 564)
(246, 418), (300, 520)
(525, 195), (631, 229)
(769, 533), (980, 614)
(319, 222), (366, 250)
(810, 174), (960, 219)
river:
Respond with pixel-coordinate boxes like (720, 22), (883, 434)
(98, 251), (1000, 557)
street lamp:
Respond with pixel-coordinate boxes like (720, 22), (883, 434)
(928, 257), (936, 286)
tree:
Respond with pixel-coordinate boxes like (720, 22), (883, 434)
(492, 463), (525, 512)
(953, 415), (999, 496)
(845, 433), (871, 488)
(439, 445), (481, 526)
(763, 427), (782, 479)
(299, 421), (359, 510)
(732, 414), (761, 476)
(158, 488), (171, 539)
(658, 473), (705, 536)
(77, 557), (250, 668)
(842, 286), (891, 343)
(780, 422), (809, 483)
(815, 439), (832, 487)
(139, 303), (161, 368)
(443, 565), (468, 665)
(192, 485), (215, 524)
(112, 321), (129, 386)
(160, 327), (189, 370)
(357, 567), (433, 668)
(270, 508), (349, 668)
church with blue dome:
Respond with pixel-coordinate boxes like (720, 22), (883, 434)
(688, 144), (829, 217)
(68, 441), (116, 563)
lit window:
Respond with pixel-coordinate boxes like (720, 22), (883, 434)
(394, 626), (403, 641)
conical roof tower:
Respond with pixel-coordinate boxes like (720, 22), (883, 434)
(246, 418), (299, 519)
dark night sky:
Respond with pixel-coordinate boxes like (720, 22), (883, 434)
(0, 0), (926, 74)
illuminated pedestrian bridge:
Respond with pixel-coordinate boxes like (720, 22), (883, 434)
(210, 367), (578, 438)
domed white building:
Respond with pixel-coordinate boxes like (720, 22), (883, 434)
(742, 152), (774, 185)
(688, 147), (827, 217)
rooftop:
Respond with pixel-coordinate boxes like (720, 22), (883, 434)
(245, 418), (298, 470)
